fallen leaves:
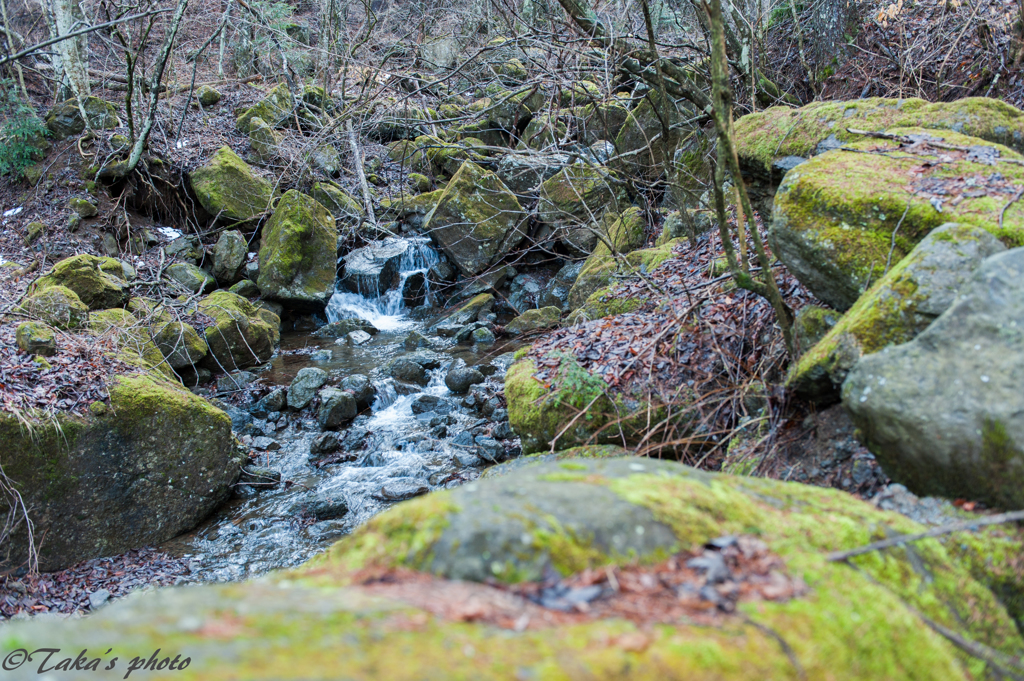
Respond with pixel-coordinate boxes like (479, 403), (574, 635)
(355, 534), (807, 631)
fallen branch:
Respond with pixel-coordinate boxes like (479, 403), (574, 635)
(827, 509), (1024, 562)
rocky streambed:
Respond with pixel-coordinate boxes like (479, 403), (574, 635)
(160, 236), (530, 582)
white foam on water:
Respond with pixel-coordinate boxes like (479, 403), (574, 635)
(326, 237), (438, 332)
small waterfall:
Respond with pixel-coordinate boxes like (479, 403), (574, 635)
(326, 237), (439, 332)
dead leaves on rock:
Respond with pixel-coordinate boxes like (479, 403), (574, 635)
(356, 534), (806, 632)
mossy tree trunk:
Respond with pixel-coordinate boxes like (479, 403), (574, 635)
(702, 0), (794, 355)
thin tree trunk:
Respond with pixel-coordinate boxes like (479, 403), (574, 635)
(117, 0), (190, 177)
(51, 0), (90, 112)
(702, 0), (794, 354)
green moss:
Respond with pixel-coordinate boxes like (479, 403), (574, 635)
(198, 290), (277, 370)
(18, 285), (89, 330)
(257, 190), (337, 308)
(424, 162), (525, 276)
(736, 96), (1024, 172)
(236, 83), (293, 133)
(31, 254), (128, 310)
(538, 165), (625, 228)
(297, 492), (461, 581)
(772, 128), (1024, 310)
(189, 146), (276, 222)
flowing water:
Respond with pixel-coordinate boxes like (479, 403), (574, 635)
(161, 237), (525, 582)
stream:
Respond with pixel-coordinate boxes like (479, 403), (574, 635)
(161, 237), (527, 582)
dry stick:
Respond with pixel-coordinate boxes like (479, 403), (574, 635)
(826, 509), (1024, 562)
(1000, 187), (1024, 229)
(883, 202), (911, 274)
(346, 118), (377, 229)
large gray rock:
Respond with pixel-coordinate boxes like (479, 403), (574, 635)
(423, 162), (527, 277)
(318, 388), (358, 429)
(0, 375), (241, 572)
(390, 358), (428, 386)
(445, 366), (484, 394)
(495, 152), (568, 196)
(287, 367), (329, 409)
(539, 261), (584, 311)
(843, 247), (1024, 509)
(340, 374), (375, 409)
(788, 224), (1006, 403)
(164, 262), (217, 294)
(340, 239), (409, 296)
(212, 230), (249, 284)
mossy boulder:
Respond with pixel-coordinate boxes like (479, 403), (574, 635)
(613, 90), (687, 179)
(311, 182), (363, 223)
(189, 146), (276, 222)
(379, 189), (444, 229)
(423, 162), (526, 276)
(196, 85), (221, 107)
(771, 128), (1024, 311)
(68, 196), (97, 218)
(737, 97), (1024, 179)
(564, 212), (661, 310)
(538, 165), (628, 254)
(484, 87), (545, 130)
(565, 285), (648, 325)
(0, 374), (240, 572)
(505, 353), (675, 454)
(44, 97), (120, 139)
(164, 262), (217, 294)
(15, 456), (1022, 678)
(257, 189), (338, 312)
(844, 246), (1024, 510)
(18, 285), (89, 329)
(198, 290), (278, 370)
(369, 106), (438, 142)
(790, 223), (1005, 403)
(517, 114), (567, 151)
(575, 101), (630, 145)
(505, 306), (561, 333)
(149, 316), (209, 370)
(236, 82), (294, 133)
(248, 115), (282, 162)
(15, 321), (56, 356)
(30, 254), (128, 310)
(88, 308), (174, 379)
(435, 292), (494, 328)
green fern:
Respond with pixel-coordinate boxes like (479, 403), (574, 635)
(0, 81), (48, 179)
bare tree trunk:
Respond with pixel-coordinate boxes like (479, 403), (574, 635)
(50, 0), (90, 107)
(114, 0), (190, 178)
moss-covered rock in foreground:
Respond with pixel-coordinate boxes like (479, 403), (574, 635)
(771, 128), (1024, 311)
(30, 254), (128, 310)
(0, 374), (240, 572)
(256, 189), (337, 312)
(423, 161), (526, 276)
(189, 146), (276, 222)
(789, 223), (1005, 403)
(6, 457), (1022, 680)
